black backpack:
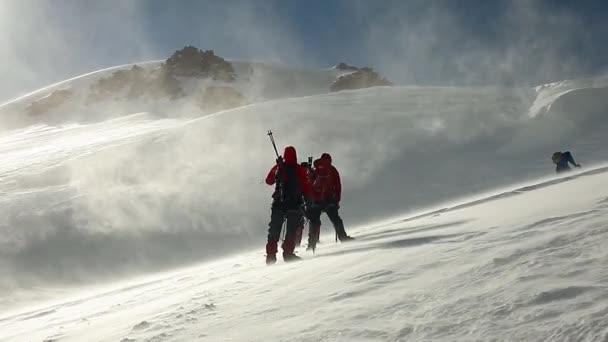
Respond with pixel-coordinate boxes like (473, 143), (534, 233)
(276, 163), (302, 207)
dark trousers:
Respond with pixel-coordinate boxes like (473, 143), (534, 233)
(307, 201), (347, 246)
(266, 204), (303, 257)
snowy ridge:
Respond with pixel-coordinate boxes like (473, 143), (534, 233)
(0, 61), (164, 108)
(0, 60), (349, 129)
(529, 74), (608, 117)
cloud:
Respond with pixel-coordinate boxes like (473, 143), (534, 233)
(350, 0), (607, 85)
(0, 1), (156, 101)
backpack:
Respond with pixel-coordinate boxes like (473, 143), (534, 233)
(312, 165), (334, 200)
(276, 163), (302, 207)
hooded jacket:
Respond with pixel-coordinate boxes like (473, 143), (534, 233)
(553, 151), (579, 173)
(311, 153), (342, 202)
(265, 146), (312, 201)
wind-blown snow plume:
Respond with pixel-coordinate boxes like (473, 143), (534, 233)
(354, 0), (608, 85)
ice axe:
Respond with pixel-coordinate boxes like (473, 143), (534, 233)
(267, 130), (280, 159)
(267, 130), (284, 199)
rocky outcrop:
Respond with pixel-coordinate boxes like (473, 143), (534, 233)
(330, 67), (392, 92)
(87, 47), (238, 104)
(27, 89), (73, 116)
(87, 65), (185, 103)
(163, 46), (236, 81)
(333, 62), (360, 71)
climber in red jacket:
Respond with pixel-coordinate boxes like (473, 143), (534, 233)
(307, 153), (353, 252)
(264, 146), (312, 264)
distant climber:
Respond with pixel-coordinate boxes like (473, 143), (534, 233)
(306, 153), (353, 252)
(551, 151), (581, 173)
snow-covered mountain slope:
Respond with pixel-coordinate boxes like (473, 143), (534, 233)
(3, 166), (608, 342)
(1, 62), (608, 339)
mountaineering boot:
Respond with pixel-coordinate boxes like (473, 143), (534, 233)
(266, 254), (277, 265)
(338, 234), (355, 242)
(307, 223), (320, 252)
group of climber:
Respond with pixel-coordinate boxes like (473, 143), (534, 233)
(262, 125), (583, 265)
(264, 142), (353, 265)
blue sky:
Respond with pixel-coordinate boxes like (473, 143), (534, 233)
(1, 0), (608, 102)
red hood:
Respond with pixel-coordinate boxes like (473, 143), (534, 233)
(321, 153), (332, 165)
(314, 157), (330, 170)
(283, 146), (297, 164)
(313, 159), (322, 168)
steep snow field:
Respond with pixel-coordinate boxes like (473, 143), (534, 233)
(3, 167), (608, 341)
(1, 65), (608, 340)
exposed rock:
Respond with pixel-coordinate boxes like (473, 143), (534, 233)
(334, 62), (359, 71)
(146, 68), (185, 100)
(87, 65), (185, 103)
(87, 46), (237, 104)
(330, 68), (392, 92)
(27, 89), (73, 116)
(163, 46), (236, 81)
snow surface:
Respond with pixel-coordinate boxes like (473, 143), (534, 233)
(1, 64), (608, 341)
(3, 167), (608, 341)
